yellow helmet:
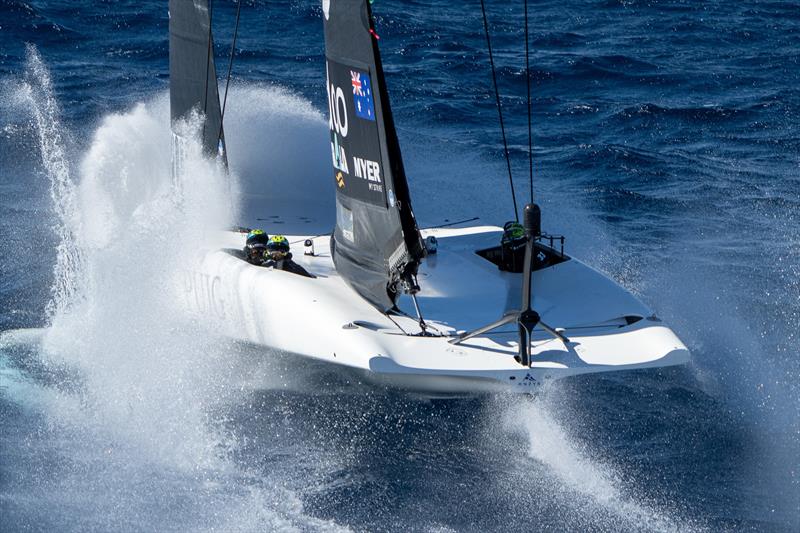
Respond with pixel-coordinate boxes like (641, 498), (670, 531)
(267, 235), (290, 255)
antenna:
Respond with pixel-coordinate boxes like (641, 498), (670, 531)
(524, 0), (534, 204)
(479, 0), (518, 222)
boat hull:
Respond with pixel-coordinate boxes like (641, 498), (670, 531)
(179, 226), (689, 394)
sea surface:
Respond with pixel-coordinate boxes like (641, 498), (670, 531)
(1, 1), (798, 531)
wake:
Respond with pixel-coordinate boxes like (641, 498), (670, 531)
(504, 392), (704, 533)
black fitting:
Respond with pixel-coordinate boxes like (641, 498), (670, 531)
(523, 203), (541, 237)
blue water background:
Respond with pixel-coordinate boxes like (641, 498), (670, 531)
(1, 1), (798, 531)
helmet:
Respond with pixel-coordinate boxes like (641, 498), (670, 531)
(246, 229), (269, 248)
(244, 229), (269, 263)
(267, 235), (290, 259)
(502, 221), (525, 243)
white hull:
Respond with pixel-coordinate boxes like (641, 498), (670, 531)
(181, 226), (689, 394)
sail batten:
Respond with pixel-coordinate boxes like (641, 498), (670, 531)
(169, 0), (226, 162)
(324, 0), (424, 311)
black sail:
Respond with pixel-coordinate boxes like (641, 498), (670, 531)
(324, 0), (425, 311)
(169, 0), (226, 161)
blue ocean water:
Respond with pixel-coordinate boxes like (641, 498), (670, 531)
(1, 1), (798, 531)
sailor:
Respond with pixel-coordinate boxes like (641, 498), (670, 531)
(244, 229), (270, 265)
(499, 221), (526, 272)
(264, 235), (315, 278)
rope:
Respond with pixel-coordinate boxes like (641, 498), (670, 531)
(479, 0), (518, 222)
(218, 0), (242, 147)
(385, 312), (410, 336)
(202, 0), (214, 137)
(429, 216), (480, 229)
(524, 0), (534, 203)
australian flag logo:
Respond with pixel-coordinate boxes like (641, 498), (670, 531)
(350, 70), (375, 121)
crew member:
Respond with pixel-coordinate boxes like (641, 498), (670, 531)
(264, 235), (315, 278)
(244, 229), (269, 265)
(500, 221), (526, 272)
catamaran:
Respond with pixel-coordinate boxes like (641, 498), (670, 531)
(170, 0), (689, 395)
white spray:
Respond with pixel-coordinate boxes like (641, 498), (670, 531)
(19, 44), (85, 319)
(504, 393), (702, 533)
(7, 46), (347, 531)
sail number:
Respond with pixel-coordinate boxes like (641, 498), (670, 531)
(328, 83), (349, 138)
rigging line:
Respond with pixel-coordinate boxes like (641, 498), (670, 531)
(202, 0), (214, 136)
(524, 0), (533, 203)
(479, 0), (518, 222)
(428, 216), (480, 229)
(385, 312), (410, 336)
(387, 309), (444, 337)
(218, 0), (242, 147)
(389, 306), (445, 336)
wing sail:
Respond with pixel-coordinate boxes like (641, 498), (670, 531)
(169, 0), (226, 161)
(324, 0), (425, 311)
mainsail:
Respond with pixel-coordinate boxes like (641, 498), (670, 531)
(323, 0), (425, 311)
(169, 0), (226, 161)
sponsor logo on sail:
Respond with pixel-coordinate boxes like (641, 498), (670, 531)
(353, 156), (383, 193)
(336, 171), (345, 188)
(350, 69), (375, 121)
(331, 134), (349, 174)
(353, 156), (381, 183)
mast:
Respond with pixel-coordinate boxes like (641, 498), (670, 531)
(323, 0), (425, 311)
(169, 0), (227, 163)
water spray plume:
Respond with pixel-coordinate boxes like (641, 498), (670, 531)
(505, 395), (703, 533)
(2, 49), (349, 530)
(20, 44), (85, 320)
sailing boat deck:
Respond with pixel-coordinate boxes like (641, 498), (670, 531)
(184, 226), (688, 394)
